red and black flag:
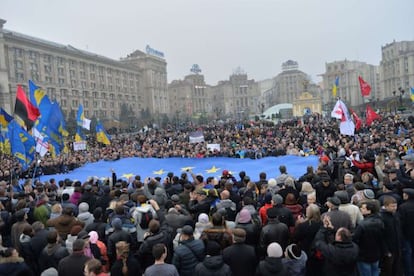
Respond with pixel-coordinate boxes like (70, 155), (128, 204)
(14, 85), (40, 130)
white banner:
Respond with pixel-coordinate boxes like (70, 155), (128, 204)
(207, 143), (221, 152)
(73, 141), (87, 151)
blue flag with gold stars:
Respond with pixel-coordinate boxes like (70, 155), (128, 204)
(40, 155), (318, 183)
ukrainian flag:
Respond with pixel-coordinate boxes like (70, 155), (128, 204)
(411, 87), (414, 103)
(332, 76), (339, 97)
(96, 121), (111, 145)
(9, 120), (35, 169)
(75, 126), (86, 142)
(29, 80), (51, 110)
(0, 108), (13, 128)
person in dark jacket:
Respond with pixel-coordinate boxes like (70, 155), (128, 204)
(314, 218), (359, 276)
(379, 196), (403, 276)
(85, 207), (107, 243)
(106, 217), (132, 265)
(255, 242), (289, 276)
(172, 225), (205, 276)
(353, 200), (385, 276)
(200, 212), (233, 252)
(39, 230), (69, 272)
(58, 239), (91, 276)
(0, 247), (33, 276)
(110, 241), (141, 276)
(399, 188), (414, 276)
(234, 208), (260, 247)
(267, 194), (295, 228)
(258, 208), (289, 258)
(314, 175), (336, 211)
(194, 240), (231, 276)
(189, 189), (213, 221)
(223, 228), (257, 276)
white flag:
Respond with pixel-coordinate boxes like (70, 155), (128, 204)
(82, 118), (91, 130)
(32, 127), (49, 157)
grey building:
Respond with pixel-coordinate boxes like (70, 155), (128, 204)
(0, 19), (167, 127)
(380, 40), (414, 102)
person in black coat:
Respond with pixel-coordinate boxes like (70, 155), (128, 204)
(106, 217), (132, 265)
(235, 209), (261, 247)
(194, 240), (231, 276)
(353, 200), (385, 276)
(85, 207), (107, 243)
(398, 188), (414, 276)
(172, 225), (205, 276)
(255, 242), (289, 276)
(110, 241), (141, 276)
(314, 217), (359, 276)
(379, 196), (403, 276)
(58, 239), (91, 276)
(223, 228), (257, 276)
(39, 230), (69, 272)
(258, 208), (289, 259)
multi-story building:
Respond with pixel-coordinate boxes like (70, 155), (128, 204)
(266, 60), (319, 107)
(380, 40), (414, 101)
(321, 60), (379, 109)
(213, 72), (260, 119)
(0, 19), (167, 126)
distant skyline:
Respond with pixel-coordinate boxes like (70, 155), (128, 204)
(1, 0), (413, 85)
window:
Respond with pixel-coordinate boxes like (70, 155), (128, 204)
(71, 80), (77, 87)
(93, 101), (98, 107)
(70, 70), (75, 77)
(91, 83), (96, 89)
(61, 99), (67, 107)
(90, 64), (96, 71)
(72, 90), (78, 97)
(58, 68), (65, 76)
(14, 48), (23, 57)
(31, 71), (39, 81)
(43, 54), (52, 63)
(29, 51), (38, 59)
(72, 99), (78, 107)
(90, 73), (95, 80)
(84, 101), (89, 107)
(70, 59), (77, 67)
(16, 61), (23, 69)
(101, 93), (106, 99)
(61, 89), (68, 97)
(80, 62), (86, 70)
(102, 102), (106, 108)
(58, 78), (65, 85)
(81, 81), (87, 89)
(45, 76), (53, 83)
(80, 71), (86, 79)
(44, 65), (52, 74)
(85, 110), (89, 117)
(110, 102), (114, 108)
(110, 93), (114, 100)
(30, 63), (38, 71)
(57, 57), (65, 65)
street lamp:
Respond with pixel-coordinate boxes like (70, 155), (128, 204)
(398, 87), (405, 111)
(392, 90), (397, 113)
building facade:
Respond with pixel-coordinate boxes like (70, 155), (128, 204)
(321, 60), (379, 109)
(266, 60), (320, 108)
(380, 40), (414, 101)
(0, 19), (167, 127)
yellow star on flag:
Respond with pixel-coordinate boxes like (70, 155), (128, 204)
(181, 166), (195, 172)
(153, 169), (165, 175)
(122, 173), (135, 179)
(206, 165), (220, 173)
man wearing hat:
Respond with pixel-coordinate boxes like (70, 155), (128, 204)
(259, 207), (289, 259)
(399, 188), (414, 275)
(335, 190), (363, 230)
(172, 225), (205, 276)
(398, 154), (414, 189)
(322, 196), (352, 232)
(188, 188), (211, 220)
(223, 228), (257, 276)
(256, 242), (289, 276)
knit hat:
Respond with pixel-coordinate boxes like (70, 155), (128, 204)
(171, 194), (180, 203)
(41, 267), (58, 276)
(363, 189), (375, 199)
(181, 225), (194, 235)
(267, 242), (283, 258)
(334, 191), (349, 204)
(327, 196), (341, 206)
(112, 218), (123, 230)
(237, 209), (252, 223)
(272, 194), (283, 205)
(268, 178), (277, 188)
(198, 213), (209, 224)
(286, 244), (301, 260)
(78, 202), (89, 213)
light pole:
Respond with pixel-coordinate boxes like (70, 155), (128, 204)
(392, 90), (397, 113)
(398, 87), (405, 111)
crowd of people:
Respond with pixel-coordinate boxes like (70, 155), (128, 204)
(0, 112), (413, 276)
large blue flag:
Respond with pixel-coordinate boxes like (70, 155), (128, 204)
(9, 120), (36, 169)
(40, 155), (319, 184)
(29, 80), (52, 110)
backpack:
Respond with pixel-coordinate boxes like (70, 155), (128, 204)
(139, 210), (153, 229)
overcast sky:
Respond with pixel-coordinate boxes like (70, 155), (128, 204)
(1, 0), (413, 85)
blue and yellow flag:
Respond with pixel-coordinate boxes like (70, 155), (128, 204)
(29, 80), (52, 110)
(96, 121), (111, 145)
(9, 120), (35, 169)
(77, 104), (85, 127)
(75, 126), (86, 142)
(411, 87), (414, 103)
(332, 76), (339, 97)
(0, 108), (13, 128)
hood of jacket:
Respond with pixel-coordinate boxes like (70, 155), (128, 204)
(202, 255), (225, 270)
(262, 257), (285, 273)
(78, 212), (93, 222)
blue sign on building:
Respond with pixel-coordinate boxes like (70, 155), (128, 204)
(146, 45), (165, 58)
